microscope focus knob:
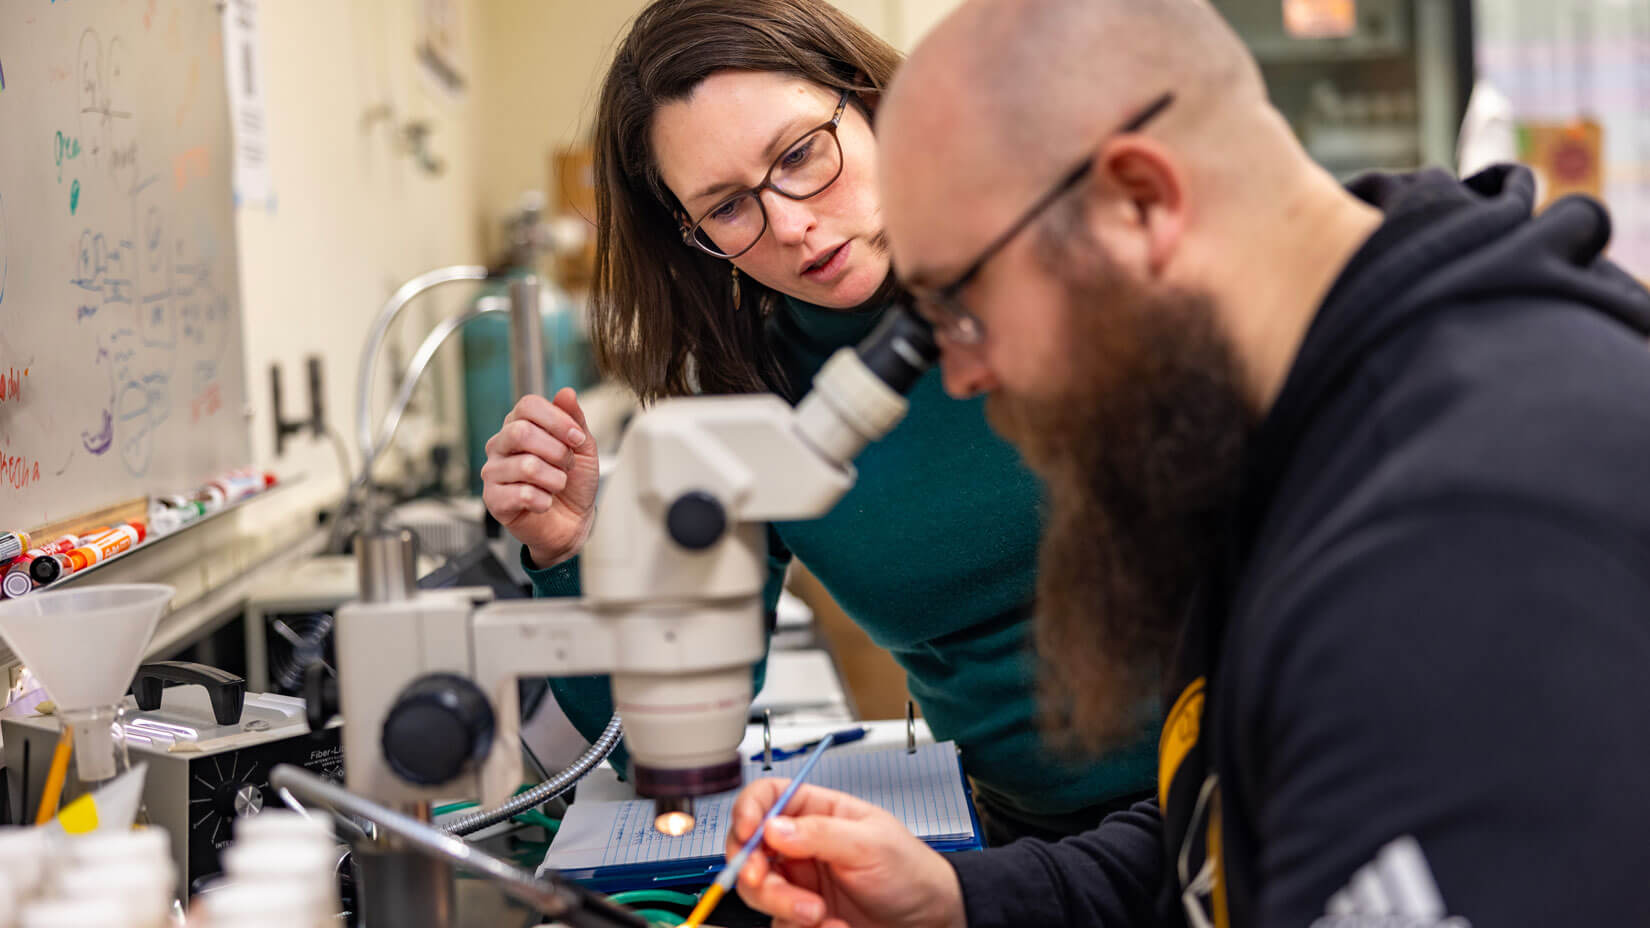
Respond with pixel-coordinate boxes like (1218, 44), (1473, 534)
(381, 674), (496, 786)
(666, 491), (726, 550)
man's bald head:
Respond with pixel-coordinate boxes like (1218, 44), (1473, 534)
(891, 0), (1260, 217)
(912, 0), (1263, 179)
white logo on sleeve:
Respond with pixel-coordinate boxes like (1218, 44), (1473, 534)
(1311, 836), (1472, 928)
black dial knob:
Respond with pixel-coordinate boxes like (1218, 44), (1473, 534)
(666, 491), (726, 550)
(381, 674), (496, 786)
(215, 781), (266, 818)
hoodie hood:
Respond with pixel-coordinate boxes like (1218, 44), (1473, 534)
(1238, 165), (1650, 553)
(1275, 165), (1650, 446)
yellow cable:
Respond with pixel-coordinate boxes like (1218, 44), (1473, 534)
(34, 729), (74, 825)
(678, 882), (724, 928)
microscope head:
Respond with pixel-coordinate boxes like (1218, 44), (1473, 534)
(616, 308), (938, 831)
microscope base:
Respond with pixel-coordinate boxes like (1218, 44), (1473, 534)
(356, 843), (457, 928)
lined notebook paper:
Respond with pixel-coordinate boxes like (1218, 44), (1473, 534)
(539, 742), (978, 885)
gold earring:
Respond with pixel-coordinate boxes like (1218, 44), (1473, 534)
(731, 266), (742, 308)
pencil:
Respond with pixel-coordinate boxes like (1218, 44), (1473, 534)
(34, 729), (74, 824)
(679, 732), (837, 928)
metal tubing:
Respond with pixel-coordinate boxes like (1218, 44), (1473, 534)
(355, 265), (490, 457)
(268, 765), (647, 928)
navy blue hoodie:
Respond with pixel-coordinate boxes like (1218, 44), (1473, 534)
(949, 166), (1650, 927)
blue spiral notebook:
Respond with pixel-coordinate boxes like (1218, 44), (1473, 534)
(537, 741), (984, 893)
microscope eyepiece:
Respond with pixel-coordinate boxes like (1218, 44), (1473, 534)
(855, 307), (939, 396)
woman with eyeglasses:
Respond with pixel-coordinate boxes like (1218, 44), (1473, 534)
(480, 0), (1156, 845)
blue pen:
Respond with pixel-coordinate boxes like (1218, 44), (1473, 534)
(682, 732), (837, 927)
(750, 726), (868, 762)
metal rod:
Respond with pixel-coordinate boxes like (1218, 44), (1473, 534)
(509, 273), (547, 401)
(268, 765), (647, 928)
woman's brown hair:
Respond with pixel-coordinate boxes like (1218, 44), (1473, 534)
(589, 0), (902, 403)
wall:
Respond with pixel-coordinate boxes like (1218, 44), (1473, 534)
(470, 0), (961, 253)
(1473, 0), (1650, 278)
(233, 0), (485, 550)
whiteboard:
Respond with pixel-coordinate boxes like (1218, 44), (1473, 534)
(0, 1), (250, 528)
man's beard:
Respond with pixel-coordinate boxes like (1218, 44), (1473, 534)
(989, 246), (1252, 753)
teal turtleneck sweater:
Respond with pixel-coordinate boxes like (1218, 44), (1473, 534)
(527, 296), (1157, 816)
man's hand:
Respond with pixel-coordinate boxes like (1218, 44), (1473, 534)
(480, 387), (600, 568)
(729, 780), (967, 928)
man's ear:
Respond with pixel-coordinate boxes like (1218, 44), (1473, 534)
(1096, 137), (1185, 277)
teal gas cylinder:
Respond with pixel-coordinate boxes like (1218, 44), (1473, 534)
(460, 275), (597, 495)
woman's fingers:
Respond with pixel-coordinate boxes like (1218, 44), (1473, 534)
(504, 393), (585, 452)
(551, 386), (592, 441)
(481, 480), (551, 519)
(486, 417), (573, 469)
(480, 452), (569, 495)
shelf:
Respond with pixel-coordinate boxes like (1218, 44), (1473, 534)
(26, 477), (302, 595)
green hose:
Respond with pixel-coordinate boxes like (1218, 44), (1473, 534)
(608, 890), (703, 908)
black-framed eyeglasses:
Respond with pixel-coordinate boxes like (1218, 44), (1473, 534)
(679, 90), (852, 259)
(906, 92), (1176, 345)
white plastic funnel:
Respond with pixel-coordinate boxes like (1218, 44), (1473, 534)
(0, 584), (173, 710)
(0, 584), (172, 782)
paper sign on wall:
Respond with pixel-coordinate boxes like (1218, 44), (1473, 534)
(221, 0), (273, 208)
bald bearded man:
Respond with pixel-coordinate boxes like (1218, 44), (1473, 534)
(719, 0), (1650, 927)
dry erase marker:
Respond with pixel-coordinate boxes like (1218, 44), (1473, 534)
(37, 525), (116, 582)
(53, 522), (144, 578)
(31, 527), (108, 584)
(6, 536), (82, 595)
(33, 525), (111, 581)
(2, 569), (32, 598)
(0, 531), (31, 563)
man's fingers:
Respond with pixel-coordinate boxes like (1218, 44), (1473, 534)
(737, 847), (770, 888)
(732, 783), (867, 844)
(762, 815), (880, 867)
(747, 870), (826, 926)
(732, 780), (789, 843)
(777, 856), (822, 895)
